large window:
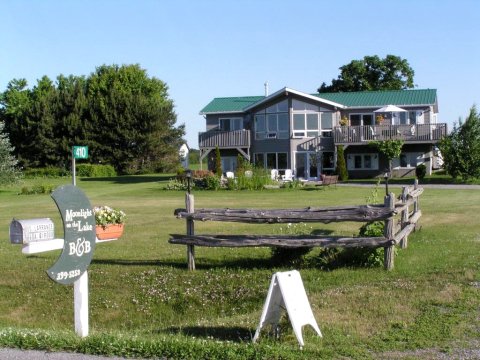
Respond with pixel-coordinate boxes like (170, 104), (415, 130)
(347, 153), (379, 170)
(393, 152), (424, 168)
(254, 152), (288, 169)
(349, 114), (374, 126)
(255, 100), (288, 140)
(293, 113), (319, 137)
(219, 117), (243, 131)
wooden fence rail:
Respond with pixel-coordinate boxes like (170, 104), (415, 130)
(169, 180), (423, 271)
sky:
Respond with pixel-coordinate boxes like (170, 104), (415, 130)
(1, 0), (479, 149)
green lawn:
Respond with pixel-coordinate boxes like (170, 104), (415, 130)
(0, 175), (479, 359)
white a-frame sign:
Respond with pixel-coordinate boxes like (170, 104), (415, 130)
(253, 270), (322, 347)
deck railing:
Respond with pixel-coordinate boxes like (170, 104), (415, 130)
(333, 123), (447, 144)
(199, 129), (251, 148)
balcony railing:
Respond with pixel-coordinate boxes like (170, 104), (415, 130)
(199, 129), (251, 148)
(333, 123), (447, 144)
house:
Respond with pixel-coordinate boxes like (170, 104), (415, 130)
(199, 87), (447, 180)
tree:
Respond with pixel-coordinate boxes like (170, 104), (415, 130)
(214, 146), (222, 176)
(370, 139), (404, 176)
(335, 145), (348, 181)
(318, 55), (415, 93)
(0, 121), (22, 186)
(0, 64), (185, 174)
(438, 105), (480, 180)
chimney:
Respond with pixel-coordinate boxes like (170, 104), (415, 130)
(264, 81), (269, 96)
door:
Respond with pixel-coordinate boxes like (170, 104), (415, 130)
(295, 152), (319, 180)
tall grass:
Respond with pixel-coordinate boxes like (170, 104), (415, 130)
(0, 175), (478, 359)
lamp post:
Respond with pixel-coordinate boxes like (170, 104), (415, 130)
(384, 171), (390, 196)
(185, 170), (192, 194)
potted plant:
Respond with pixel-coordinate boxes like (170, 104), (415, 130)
(93, 205), (126, 240)
(339, 116), (348, 126)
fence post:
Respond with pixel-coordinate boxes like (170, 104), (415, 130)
(384, 192), (395, 270)
(186, 193), (195, 270)
(400, 186), (409, 249)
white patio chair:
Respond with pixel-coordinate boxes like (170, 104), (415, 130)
(226, 171), (235, 179)
(281, 169), (294, 182)
(270, 169), (279, 181)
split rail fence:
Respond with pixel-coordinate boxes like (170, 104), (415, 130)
(170, 180), (423, 271)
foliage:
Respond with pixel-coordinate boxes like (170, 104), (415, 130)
(335, 145), (348, 181)
(415, 164), (427, 180)
(188, 148), (200, 166)
(318, 54), (415, 93)
(271, 223), (313, 266)
(164, 178), (188, 191)
(205, 174), (221, 190)
(370, 139), (404, 174)
(93, 206), (126, 228)
(214, 146), (222, 176)
(438, 105), (480, 180)
(0, 65), (185, 174)
(76, 164), (117, 177)
(0, 121), (22, 186)
(19, 184), (55, 195)
(24, 167), (70, 179)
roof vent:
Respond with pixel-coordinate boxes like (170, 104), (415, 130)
(264, 81), (269, 97)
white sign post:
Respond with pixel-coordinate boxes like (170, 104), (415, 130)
(253, 270), (322, 347)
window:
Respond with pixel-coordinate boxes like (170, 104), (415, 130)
(393, 152), (424, 169)
(293, 113), (319, 137)
(219, 117), (243, 131)
(255, 152), (288, 170)
(254, 153), (265, 167)
(349, 114), (374, 126)
(347, 153), (379, 170)
(255, 100), (288, 140)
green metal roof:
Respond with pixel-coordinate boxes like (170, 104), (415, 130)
(314, 89), (437, 107)
(200, 96), (264, 114)
(200, 89), (437, 114)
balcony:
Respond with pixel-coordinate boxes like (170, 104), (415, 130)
(199, 129), (251, 149)
(333, 123), (447, 145)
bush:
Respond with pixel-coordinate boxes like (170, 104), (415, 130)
(19, 184), (55, 195)
(335, 145), (348, 181)
(416, 164), (427, 180)
(76, 164), (117, 177)
(24, 167), (70, 179)
(205, 175), (221, 190)
(164, 179), (188, 191)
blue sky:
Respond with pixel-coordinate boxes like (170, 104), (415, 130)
(1, 0), (479, 148)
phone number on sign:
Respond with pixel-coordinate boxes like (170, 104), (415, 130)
(56, 269), (81, 281)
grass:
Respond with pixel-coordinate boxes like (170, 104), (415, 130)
(0, 175), (479, 359)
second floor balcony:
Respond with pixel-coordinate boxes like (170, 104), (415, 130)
(333, 123), (447, 145)
(199, 129), (251, 149)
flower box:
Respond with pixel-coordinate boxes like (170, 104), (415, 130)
(96, 224), (124, 240)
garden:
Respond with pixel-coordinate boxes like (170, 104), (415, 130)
(0, 174), (479, 359)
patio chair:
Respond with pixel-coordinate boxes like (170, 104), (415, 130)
(281, 169), (294, 182)
(270, 169), (279, 181)
(226, 171), (235, 179)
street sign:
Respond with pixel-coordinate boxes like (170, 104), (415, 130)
(73, 146), (88, 159)
(47, 185), (96, 285)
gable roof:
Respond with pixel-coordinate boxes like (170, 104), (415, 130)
(200, 88), (437, 115)
(314, 89), (437, 108)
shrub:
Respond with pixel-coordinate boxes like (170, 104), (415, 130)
(271, 223), (313, 266)
(76, 164), (117, 177)
(205, 175), (221, 190)
(416, 164), (427, 180)
(24, 167), (70, 179)
(19, 184), (55, 195)
(164, 179), (188, 191)
(335, 145), (348, 181)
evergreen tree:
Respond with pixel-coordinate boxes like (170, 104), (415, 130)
(0, 121), (22, 186)
(335, 145), (348, 181)
(439, 105), (480, 180)
(214, 146), (222, 176)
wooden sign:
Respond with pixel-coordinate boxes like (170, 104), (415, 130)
(47, 185), (96, 285)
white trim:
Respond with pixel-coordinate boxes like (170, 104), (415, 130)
(244, 87), (346, 112)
